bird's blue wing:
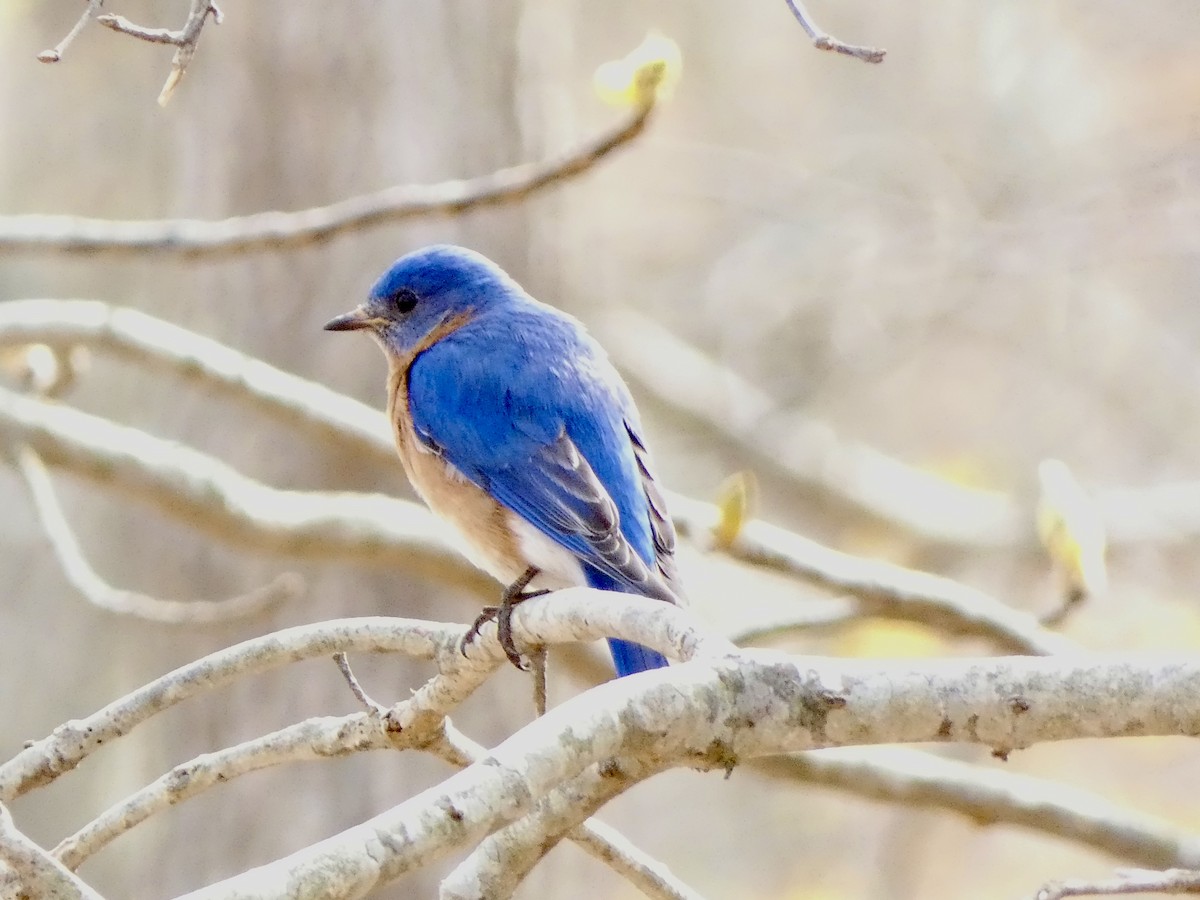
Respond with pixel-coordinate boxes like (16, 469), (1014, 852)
(406, 312), (677, 606)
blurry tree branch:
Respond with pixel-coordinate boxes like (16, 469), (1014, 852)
(0, 102), (656, 258)
(34, 0), (102, 65)
(1033, 867), (1200, 899)
(14, 443), (300, 623)
(0, 300), (1077, 656)
(669, 492), (1076, 656)
(782, 0), (886, 63)
(100, 0), (223, 105)
(755, 747), (1200, 870)
(602, 310), (1200, 550)
(0, 381), (489, 591)
(38, 0), (221, 106)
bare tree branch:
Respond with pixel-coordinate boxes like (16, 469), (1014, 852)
(567, 818), (708, 900)
(602, 309), (1200, 549)
(0, 382), (488, 591)
(1034, 868), (1200, 899)
(35, 0), (103, 64)
(0, 303), (1075, 657)
(669, 493), (1077, 656)
(13, 444), (300, 623)
(441, 755), (672, 900)
(55, 711), (704, 900)
(174, 653), (1200, 899)
(38, 0), (221, 107)
(52, 711), (404, 870)
(0, 102), (656, 257)
(755, 747), (1200, 870)
(782, 0), (886, 63)
(0, 299), (395, 465)
(0, 594), (717, 803)
(434, 724), (706, 900)
(0, 804), (103, 900)
(0, 617), (454, 802)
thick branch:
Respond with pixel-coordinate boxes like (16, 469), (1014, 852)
(0, 804), (103, 900)
(0, 382), (487, 593)
(441, 755), (672, 900)
(433, 725), (704, 900)
(0, 299), (395, 465)
(176, 653), (1200, 899)
(0, 594), (716, 802)
(0, 104), (654, 257)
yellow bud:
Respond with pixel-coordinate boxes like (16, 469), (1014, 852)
(711, 471), (757, 551)
(593, 33), (683, 109)
(1036, 458), (1108, 600)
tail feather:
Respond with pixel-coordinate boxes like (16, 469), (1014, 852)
(607, 638), (669, 677)
(584, 567), (671, 677)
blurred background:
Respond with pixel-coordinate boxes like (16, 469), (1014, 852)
(2, 0), (1200, 897)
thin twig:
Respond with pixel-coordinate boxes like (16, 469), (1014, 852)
(95, 16), (185, 45)
(157, 0), (223, 106)
(1034, 868), (1200, 899)
(36, 0), (104, 64)
(52, 712), (408, 870)
(0, 102), (656, 256)
(332, 652), (391, 717)
(782, 0), (886, 63)
(13, 443), (300, 624)
(530, 647), (548, 717)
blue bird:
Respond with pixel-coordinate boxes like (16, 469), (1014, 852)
(325, 245), (684, 677)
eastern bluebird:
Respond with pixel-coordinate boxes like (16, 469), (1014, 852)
(325, 245), (684, 677)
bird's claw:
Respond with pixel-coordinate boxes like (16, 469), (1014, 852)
(460, 568), (551, 672)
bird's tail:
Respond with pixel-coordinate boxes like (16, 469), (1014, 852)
(607, 638), (669, 677)
(584, 568), (670, 677)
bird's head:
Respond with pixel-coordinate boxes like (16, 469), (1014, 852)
(324, 244), (516, 357)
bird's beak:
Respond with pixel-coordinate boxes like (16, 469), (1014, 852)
(323, 306), (380, 332)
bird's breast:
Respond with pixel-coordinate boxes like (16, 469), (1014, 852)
(387, 364), (583, 592)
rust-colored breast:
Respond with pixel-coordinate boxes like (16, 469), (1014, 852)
(384, 322), (526, 586)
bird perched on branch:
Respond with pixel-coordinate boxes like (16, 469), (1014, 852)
(325, 245), (684, 677)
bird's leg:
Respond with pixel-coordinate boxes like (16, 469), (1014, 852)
(462, 566), (550, 671)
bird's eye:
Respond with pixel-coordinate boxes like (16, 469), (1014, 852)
(391, 289), (419, 314)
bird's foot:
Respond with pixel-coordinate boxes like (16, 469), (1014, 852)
(461, 566), (550, 671)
